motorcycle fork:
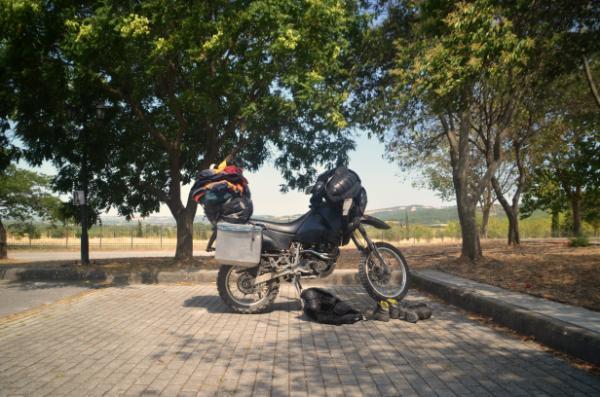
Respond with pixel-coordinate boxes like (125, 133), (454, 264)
(293, 274), (304, 310)
(352, 225), (389, 274)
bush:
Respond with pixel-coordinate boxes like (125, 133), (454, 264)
(569, 235), (589, 247)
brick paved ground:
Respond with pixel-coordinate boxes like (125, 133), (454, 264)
(0, 284), (598, 397)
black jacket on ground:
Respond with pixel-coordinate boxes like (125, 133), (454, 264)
(300, 288), (363, 325)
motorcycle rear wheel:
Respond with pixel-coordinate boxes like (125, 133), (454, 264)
(358, 242), (410, 301)
(217, 265), (280, 314)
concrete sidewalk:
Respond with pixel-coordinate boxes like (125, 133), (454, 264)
(412, 269), (600, 364)
(0, 281), (92, 317)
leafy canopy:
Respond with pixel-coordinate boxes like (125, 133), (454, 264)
(1, 0), (364, 220)
(0, 164), (60, 222)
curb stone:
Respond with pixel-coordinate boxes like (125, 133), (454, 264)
(411, 270), (600, 365)
(0, 266), (361, 286)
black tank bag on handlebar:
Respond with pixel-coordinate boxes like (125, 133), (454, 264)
(310, 166), (368, 243)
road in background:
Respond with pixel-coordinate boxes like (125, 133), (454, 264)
(7, 250), (212, 263)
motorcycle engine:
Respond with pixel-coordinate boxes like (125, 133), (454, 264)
(299, 243), (339, 278)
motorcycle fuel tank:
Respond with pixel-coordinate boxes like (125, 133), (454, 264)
(260, 206), (343, 251)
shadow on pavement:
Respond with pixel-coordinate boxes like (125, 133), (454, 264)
(183, 294), (302, 313)
(3, 280), (94, 291)
(167, 286), (600, 396)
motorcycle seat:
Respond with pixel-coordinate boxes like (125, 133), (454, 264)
(250, 211), (311, 234)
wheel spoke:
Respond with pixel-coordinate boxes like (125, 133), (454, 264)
(364, 246), (408, 298)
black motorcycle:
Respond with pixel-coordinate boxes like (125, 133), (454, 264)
(212, 166), (411, 314)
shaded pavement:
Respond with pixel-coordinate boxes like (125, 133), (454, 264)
(0, 280), (91, 317)
(0, 284), (598, 396)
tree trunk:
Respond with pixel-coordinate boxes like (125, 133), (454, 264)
(172, 187), (200, 260)
(444, 105), (482, 261)
(551, 209), (560, 237)
(491, 177), (521, 246)
(507, 212), (520, 245)
(457, 199), (482, 260)
(480, 207), (490, 239)
(572, 192), (582, 237)
(0, 218), (7, 259)
(479, 185), (493, 239)
(174, 208), (195, 260)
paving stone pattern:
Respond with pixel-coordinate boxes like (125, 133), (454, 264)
(0, 284), (599, 396)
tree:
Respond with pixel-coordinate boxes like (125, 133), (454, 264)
(523, 136), (599, 237)
(410, 147), (499, 239)
(521, 70), (600, 237)
(0, 165), (60, 258)
(136, 220), (143, 238)
(489, 0), (599, 244)
(355, 0), (598, 258)
(521, 169), (567, 238)
(363, 0), (534, 260)
(2, 1), (364, 259)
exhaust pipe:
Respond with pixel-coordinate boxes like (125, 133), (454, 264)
(301, 250), (334, 260)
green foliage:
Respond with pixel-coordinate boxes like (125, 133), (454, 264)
(394, 1), (532, 104)
(0, 164), (60, 222)
(569, 235), (590, 247)
(49, 200), (100, 230)
(7, 222), (41, 240)
(521, 67), (600, 235)
(1, 0), (365, 224)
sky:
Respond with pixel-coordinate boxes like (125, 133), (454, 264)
(247, 133), (449, 216)
(18, 132), (450, 218)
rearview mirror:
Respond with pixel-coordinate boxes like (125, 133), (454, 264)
(305, 185), (314, 195)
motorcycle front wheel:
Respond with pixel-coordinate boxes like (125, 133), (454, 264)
(358, 242), (410, 301)
(217, 265), (280, 314)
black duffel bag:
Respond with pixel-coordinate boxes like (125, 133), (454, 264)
(300, 288), (364, 325)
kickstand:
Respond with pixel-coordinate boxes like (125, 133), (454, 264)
(293, 275), (304, 311)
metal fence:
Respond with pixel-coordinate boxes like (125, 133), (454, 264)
(6, 223), (213, 250)
(6, 216), (571, 250)
(6, 222), (462, 250)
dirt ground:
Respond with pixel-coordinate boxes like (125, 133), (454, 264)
(338, 240), (600, 312)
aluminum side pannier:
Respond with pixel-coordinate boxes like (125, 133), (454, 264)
(215, 222), (262, 267)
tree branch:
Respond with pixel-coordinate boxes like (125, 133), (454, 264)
(102, 84), (175, 153)
(583, 54), (600, 109)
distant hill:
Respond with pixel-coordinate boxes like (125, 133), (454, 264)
(97, 203), (547, 225)
(366, 205), (461, 224)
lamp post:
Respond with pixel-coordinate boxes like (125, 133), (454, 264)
(77, 102), (107, 265)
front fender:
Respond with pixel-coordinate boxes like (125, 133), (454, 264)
(360, 215), (390, 230)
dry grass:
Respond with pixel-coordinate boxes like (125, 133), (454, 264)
(426, 241), (599, 311)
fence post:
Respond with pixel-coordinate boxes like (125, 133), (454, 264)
(99, 225), (102, 249)
(130, 227), (133, 249)
(160, 226), (163, 249)
(65, 226), (68, 248)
